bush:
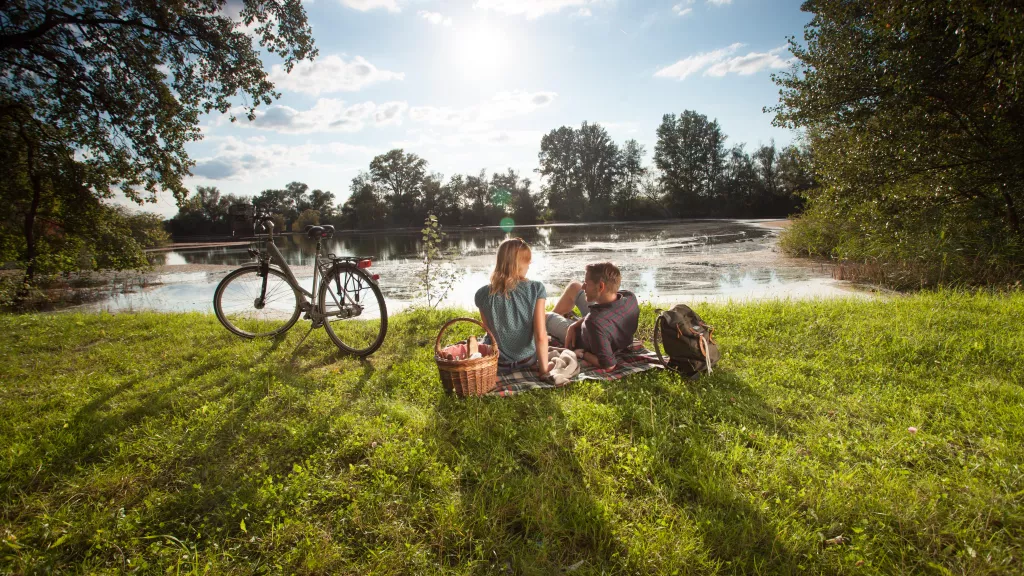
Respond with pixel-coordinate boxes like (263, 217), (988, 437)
(781, 190), (1024, 289)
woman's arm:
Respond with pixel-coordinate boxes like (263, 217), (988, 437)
(533, 298), (550, 375)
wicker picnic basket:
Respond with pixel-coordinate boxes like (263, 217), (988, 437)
(434, 318), (499, 397)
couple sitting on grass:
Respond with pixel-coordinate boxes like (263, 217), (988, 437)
(475, 237), (639, 379)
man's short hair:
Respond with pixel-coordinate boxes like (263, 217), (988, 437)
(585, 262), (621, 293)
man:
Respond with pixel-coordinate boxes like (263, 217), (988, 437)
(546, 262), (639, 370)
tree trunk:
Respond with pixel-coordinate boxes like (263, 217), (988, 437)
(1003, 187), (1021, 237)
(17, 123), (42, 287)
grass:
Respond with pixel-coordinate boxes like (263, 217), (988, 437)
(1, 292), (1022, 574)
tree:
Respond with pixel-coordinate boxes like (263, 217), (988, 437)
(538, 126), (585, 221)
(291, 208), (319, 232)
(460, 170), (493, 226)
(722, 144), (759, 215)
(0, 0), (316, 204)
(0, 110), (168, 284)
(416, 213), (461, 310)
(491, 169), (540, 225)
(752, 141), (778, 199)
(576, 122), (621, 219)
(615, 139), (647, 218)
(285, 182), (311, 216)
(167, 187), (248, 237)
(654, 111), (726, 217)
(369, 149), (427, 227)
(421, 174), (461, 226)
(775, 144), (815, 199)
(124, 210), (171, 251)
(538, 123), (621, 221)
(338, 173), (386, 230)
(771, 0), (1024, 282)
(309, 188), (336, 218)
(253, 185), (310, 229)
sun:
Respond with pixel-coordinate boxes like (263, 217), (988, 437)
(451, 20), (515, 82)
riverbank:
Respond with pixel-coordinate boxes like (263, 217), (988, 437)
(2, 293), (1021, 574)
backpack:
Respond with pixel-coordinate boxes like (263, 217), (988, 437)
(653, 304), (720, 377)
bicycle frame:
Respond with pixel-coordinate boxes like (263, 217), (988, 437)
(254, 224), (367, 324)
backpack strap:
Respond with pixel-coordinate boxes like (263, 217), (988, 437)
(653, 309), (668, 369)
(698, 334), (713, 375)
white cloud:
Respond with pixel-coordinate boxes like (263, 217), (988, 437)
(705, 46), (791, 76)
(577, 8), (592, 17)
(235, 99), (408, 134)
(654, 43), (743, 79)
(409, 91), (557, 130)
(191, 137), (373, 182)
(268, 55), (403, 95)
(340, 0), (400, 12)
(672, 1), (693, 16)
(707, 0), (732, 5)
(654, 44), (790, 80)
(394, 128), (545, 150)
(418, 10), (453, 26)
(473, 0), (597, 19)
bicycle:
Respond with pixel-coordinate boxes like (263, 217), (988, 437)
(213, 218), (388, 356)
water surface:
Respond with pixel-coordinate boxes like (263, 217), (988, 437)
(80, 220), (858, 314)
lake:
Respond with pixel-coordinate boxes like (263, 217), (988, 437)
(79, 220), (860, 314)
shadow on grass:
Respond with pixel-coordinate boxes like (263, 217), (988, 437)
(429, 391), (633, 574)
(422, 365), (801, 574)
(615, 370), (801, 572)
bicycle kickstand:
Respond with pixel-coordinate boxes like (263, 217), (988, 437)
(293, 323), (316, 351)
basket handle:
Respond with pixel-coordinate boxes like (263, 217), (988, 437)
(435, 317), (499, 358)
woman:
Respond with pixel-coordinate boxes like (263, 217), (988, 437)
(475, 237), (551, 377)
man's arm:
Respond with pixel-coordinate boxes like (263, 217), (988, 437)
(564, 318), (583, 349)
(579, 350), (602, 367)
(589, 325), (618, 370)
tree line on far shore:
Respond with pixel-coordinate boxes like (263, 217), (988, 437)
(168, 112), (814, 237)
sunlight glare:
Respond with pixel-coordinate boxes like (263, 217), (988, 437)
(454, 21), (513, 81)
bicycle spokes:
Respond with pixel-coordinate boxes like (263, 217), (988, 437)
(319, 267), (387, 355)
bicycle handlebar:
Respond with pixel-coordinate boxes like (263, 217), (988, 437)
(261, 218), (275, 237)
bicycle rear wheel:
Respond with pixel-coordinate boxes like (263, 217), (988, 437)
(318, 265), (388, 356)
(214, 265), (301, 338)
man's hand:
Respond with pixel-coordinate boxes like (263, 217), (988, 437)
(564, 319), (583, 349)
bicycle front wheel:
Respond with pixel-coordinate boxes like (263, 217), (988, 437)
(318, 266), (388, 356)
(214, 266), (301, 338)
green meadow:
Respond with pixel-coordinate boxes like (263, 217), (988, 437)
(1, 292), (1022, 574)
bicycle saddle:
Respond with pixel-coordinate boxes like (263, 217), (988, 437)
(304, 224), (335, 239)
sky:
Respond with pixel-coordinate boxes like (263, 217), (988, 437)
(133, 0), (813, 218)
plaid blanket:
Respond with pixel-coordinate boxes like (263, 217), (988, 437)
(488, 340), (663, 397)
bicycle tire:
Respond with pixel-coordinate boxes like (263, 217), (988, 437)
(318, 265), (388, 356)
(214, 265), (302, 338)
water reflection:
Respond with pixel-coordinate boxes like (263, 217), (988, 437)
(161, 221), (771, 267)
(82, 221), (861, 314)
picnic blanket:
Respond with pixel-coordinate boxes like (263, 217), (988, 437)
(488, 340), (663, 397)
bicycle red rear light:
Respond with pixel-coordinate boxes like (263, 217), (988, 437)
(371, 274), (380, 281)
(358, 259), (372, 269)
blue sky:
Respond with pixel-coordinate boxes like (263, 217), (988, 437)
(139, 0), (812, 217)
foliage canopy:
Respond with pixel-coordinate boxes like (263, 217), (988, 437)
(772, 0), (1024, 285)
(0, 0), (316, 203)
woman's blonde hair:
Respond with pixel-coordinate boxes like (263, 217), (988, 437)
(489, 237), (532, 296)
